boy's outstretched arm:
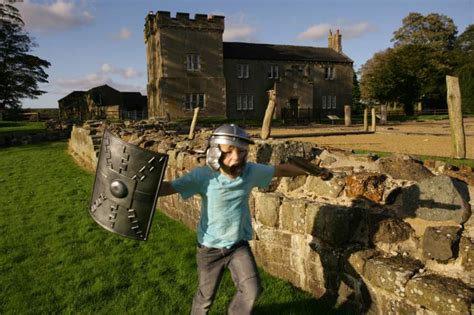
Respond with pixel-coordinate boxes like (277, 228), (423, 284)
(159, 181), (178, 196)
(274, 164), (331, 179)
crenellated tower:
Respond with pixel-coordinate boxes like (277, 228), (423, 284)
(144, 11), (226, 119)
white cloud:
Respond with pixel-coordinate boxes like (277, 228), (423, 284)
(56, 74), (144, 94)
(297, 21), (374, 41)
(99, 63), (142, 79)
(297, 23), (332, 41)
(224, 25), (256, 41)
(55, 63), (145, 95)
(16, 0), (93, 32)
(219, 11), (257, 42)
(114, 27), (132, 40)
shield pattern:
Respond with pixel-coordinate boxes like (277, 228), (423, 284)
(89, 129), (168, 240)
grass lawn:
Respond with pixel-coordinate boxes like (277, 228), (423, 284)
(0, 141), (338, 314)
(0, 121), (46, 134)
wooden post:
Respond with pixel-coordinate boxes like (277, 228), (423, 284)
(261, 90), (277, 140)
(371, 107), (376, 132)
(344, 105), (351, 127)
(188, 107), (200, 140)
(363, 108), (368, 131)
(380, 104), (387, 125)
(446, 75), (466, 159)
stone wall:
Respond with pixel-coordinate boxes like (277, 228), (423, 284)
(69, 123), (474, 314)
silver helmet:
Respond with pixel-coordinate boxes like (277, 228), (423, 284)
(206, 124), (254, 171)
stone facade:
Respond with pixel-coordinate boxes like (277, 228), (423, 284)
(58, 85), (147, 121)
(144, 12), (353, 122)
(69, 124), (474, 314)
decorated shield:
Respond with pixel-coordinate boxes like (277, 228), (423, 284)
(89, 129), (168, 240)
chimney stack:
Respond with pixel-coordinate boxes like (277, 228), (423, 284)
(328, 29), (342, 53)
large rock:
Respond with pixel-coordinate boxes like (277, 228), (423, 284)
(305, 175), (344, 198)
(344, 172), (386, 203)
(393, 175), (471, 224)
(459, 236), (474, 272)
(406, 274), (473, 315)
(254, 192), (281, 227)
(280, 199), (306, 234)
(363, 255), (423, 297)
(422, 226), (461, 262)
(372, 218), (413, 244)
(313, 205), (363, 246)
(377, 154), (434, 181)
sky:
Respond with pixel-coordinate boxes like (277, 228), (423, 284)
(9, 0), (474, 109)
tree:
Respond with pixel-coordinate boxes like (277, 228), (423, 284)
(351, 70), (363, 115)
(360, 12), (457, 115)
(453, 25), (474, 113)
(0, 4), (50, 114)
(392, 12), (457, 50)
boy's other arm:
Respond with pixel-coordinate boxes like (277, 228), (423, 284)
(158, 181), (178, 196)
(273, 164), (307, 177)
(274, 164), (331, 179)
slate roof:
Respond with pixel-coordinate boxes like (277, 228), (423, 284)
(223, 42), (353, 63)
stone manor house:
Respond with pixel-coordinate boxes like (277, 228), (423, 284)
(145, 11), (353, 122)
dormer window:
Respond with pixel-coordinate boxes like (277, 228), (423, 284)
(186, 54), (200, 71)
(237, 64), (249, 78)
(325, 66), (335, 80)
(268, 65), (279, 79)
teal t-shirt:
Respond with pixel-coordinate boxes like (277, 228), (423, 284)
(171, 163), (275, 248)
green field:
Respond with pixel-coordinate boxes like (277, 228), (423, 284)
(0, 142), (339, 314)
(0, 121), (46, 134)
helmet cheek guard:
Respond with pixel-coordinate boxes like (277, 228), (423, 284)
(206, 144), (222, 171)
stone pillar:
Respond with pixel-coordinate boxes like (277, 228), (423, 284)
(446, 76), (466, 159)
(371, 107), (376, 132)
(261, 90), (277, 140)
(380, 104), (387, 125)
(363, 108), (368, 132)
(344, 105), (351, 127)
(188, 107), (200, 140)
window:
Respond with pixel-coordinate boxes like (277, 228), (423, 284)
(268, 65), (279, 79)
(185, 93), (205, 110)
(324, 66), (335, 80)
(237, 64), (249, 78)
(186, 54), (200, 71)
(322, 96), (336, 110)
(237, 94), (254, 111)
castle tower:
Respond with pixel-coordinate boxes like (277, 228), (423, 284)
(144, 11), (226, 119)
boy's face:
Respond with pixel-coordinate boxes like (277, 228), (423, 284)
(219, 144), (248, 176)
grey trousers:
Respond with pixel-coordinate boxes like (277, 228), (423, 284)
(191, 241), (262, 315)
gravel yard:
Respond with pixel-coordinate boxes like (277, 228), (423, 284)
(249, 117), (474, 159)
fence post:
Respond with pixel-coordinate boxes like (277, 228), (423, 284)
(380, 104), (387, 125)
(261, 90), (277, 140)
(188, 107), (200, 140)
(446, 75), (466, 159)
(363, 108), (368, 131)
(371, 107), (376, 132)
(344, 105), (351, 127)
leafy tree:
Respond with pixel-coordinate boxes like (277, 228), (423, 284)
(392, 12), (457, 50)
(453, 25), (474, 114)
(351, 70), (363, 114)
(360, 12), (457, 115)
(0, 4), (50, 115)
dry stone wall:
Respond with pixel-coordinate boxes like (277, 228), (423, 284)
(69, 122), (474, 314)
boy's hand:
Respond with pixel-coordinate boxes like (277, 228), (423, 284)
(287, 156), (332, 180)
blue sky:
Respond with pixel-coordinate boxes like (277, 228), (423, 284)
(12, 0), (473, 109)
